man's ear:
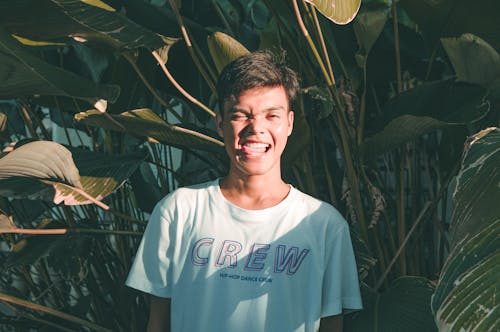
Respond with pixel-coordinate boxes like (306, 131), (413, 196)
(216, 113), (224, 137)
(287, 111), (294, 136)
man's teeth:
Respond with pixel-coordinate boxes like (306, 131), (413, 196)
(241, 142), (270, 153)
(245, 143), (269, 149)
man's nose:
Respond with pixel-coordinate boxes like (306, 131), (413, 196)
(246, 115), (265, 134)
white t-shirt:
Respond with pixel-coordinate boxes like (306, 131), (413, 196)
(126, 179), (362, 332)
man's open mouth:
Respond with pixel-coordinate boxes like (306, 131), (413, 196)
(240, 142), (271, 154)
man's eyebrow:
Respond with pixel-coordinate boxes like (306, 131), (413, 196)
(264, 106), (286, 111)
(233, 106), (286, 112)
(228, 107), (247, 113)
(227, 105), (287, 114)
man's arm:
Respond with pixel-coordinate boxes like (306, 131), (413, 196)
(319, 314), (343, 332)
(147, 295), (171, 332)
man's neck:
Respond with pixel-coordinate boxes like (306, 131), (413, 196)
(219, 173), (290, 210)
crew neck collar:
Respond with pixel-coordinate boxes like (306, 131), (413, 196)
(210, 179), (297, 224)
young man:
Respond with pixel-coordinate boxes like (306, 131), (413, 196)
(126, 50), (362, 332)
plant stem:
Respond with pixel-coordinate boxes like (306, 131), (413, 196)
(0, 291), (112, 332)
(392, 1), (403, 94)
(309, 4), (335, 84)
(356, 62), (368, 144)
(167, 0), (217, 94)
(375, 201), (432, 290)
(396, 151), (407, 275)
(122, 53), (183, 122)
(292, 0), (334, 86)
(0, 227), (141, 236)
(149, 142), (169, 195)
(19, 103), (39, 139)
(151, 50), (216, 118)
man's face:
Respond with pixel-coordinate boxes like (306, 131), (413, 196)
(217, 85), (294, 178)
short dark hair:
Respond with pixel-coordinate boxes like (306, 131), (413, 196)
(216, 50), (300, 114)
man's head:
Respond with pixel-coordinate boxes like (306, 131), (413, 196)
(216, 50), (300, 115)
(215, 50), (300, 179)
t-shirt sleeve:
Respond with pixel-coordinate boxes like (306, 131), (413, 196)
(321, 217), (363, 317)
(126, 199), (174, 298)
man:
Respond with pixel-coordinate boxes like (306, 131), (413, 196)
(126, 50), (362, 332)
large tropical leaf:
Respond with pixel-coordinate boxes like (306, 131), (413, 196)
(304, 0), (362, 25)
(63, 146), (147, 204)
(400, 0), (500, 51)
(0, 27), (119, 101)
(448, 128), (500, 245)
(75, 108), (225, 152)
(0, 141), (82, 201)
(0, 0), (168, 51)
(432, 128), (500, 332)
(360, 80), (490, 160)
(353, 2), (390, 67)
(0, 140), (146, 205)
(441, 33), (500, 87)
(207, 31), (250, 74)
(345, 277), (437, 332)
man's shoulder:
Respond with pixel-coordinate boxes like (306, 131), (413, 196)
(153, 179), (218, 213)
(291, 188), (347, 226)
(292, 188), (336, 212)
(165, 179), (217, 198)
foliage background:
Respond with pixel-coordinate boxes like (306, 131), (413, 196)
(0, 0), (498, 331)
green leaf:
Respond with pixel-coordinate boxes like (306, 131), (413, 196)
(0, 141), (145, 205)
(362, 114), (459, 161)
(304, 0), (362, 25)
(59, 147), (147, 205)
(448, 128), (500, 246)
(207, 31), (250, 74)
(432, 221), (500, 331)
(0, 0), (168, 51)
(75, 108), (225, 152)
(432, 128), (500, 332)
(400, 0), (500, 51)
(0, 141), (82, 201)
(361, 80), (490, 160)
(441, 33), (500, 87)
(353, 3), (390, 67)
(345, 277), (437, 332)
(0, 27), (119, 102)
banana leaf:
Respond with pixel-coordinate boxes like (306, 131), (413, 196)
(361, 80), (490, 160)
(432, 128), (500, 331)
(207, 31), (250, 74)
(441, 33), (500, 87)
(75, 108), (225, 152)
(0, 0), (168, 51)
(400, 0), (500, 51)
(304, 0), (361, 25)
(0, 27), (119, 102)
(0, 140), (146, 205)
